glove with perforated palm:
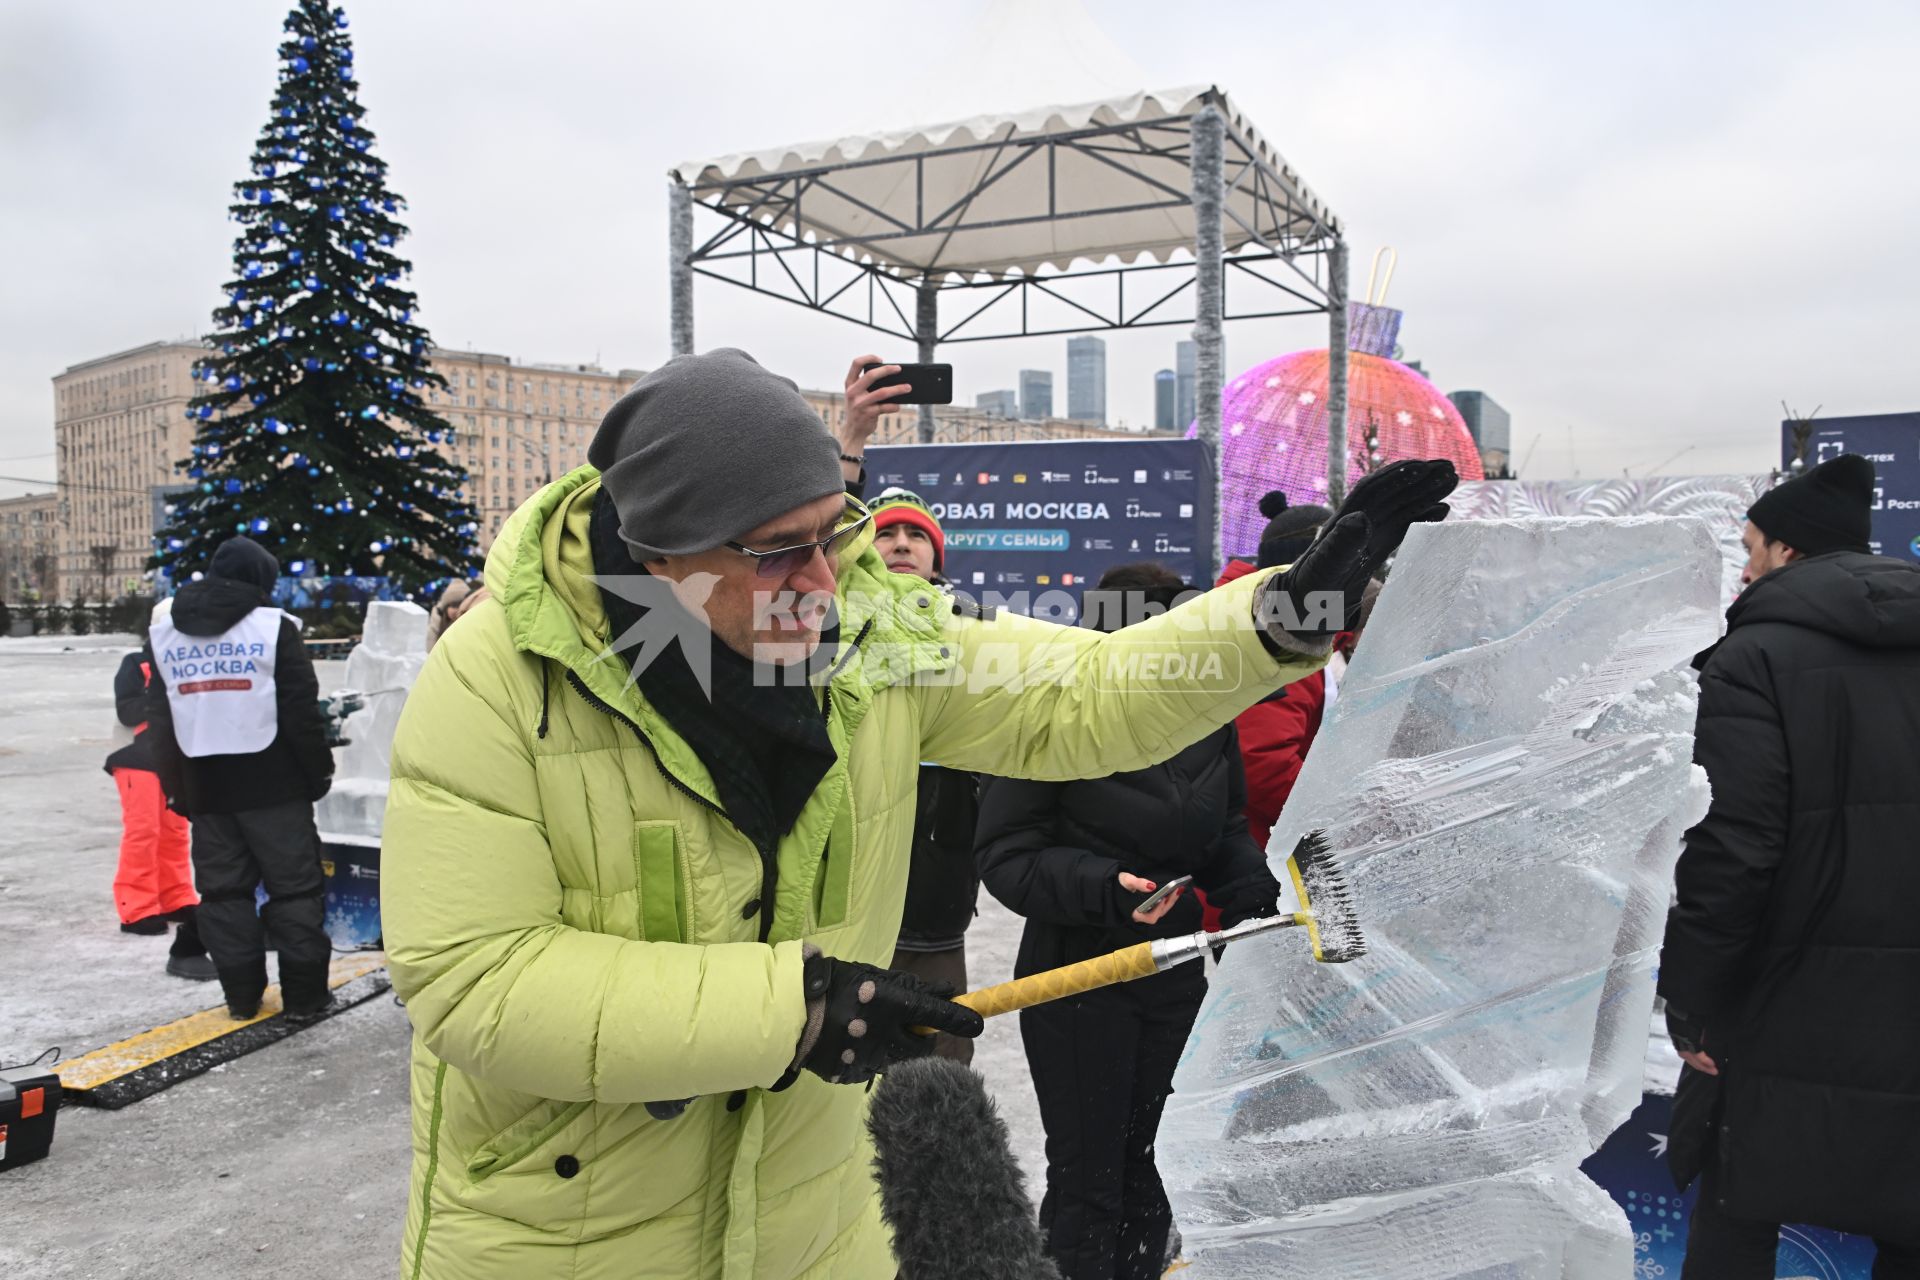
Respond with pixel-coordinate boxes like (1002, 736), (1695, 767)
(775, 947), (984, 1089)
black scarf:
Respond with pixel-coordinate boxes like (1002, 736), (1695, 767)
(588, 491), (837, 875)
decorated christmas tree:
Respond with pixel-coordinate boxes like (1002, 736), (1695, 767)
(153, 0), (479, 593)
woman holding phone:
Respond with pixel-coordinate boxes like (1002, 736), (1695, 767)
(974, 561), (1284, 1280)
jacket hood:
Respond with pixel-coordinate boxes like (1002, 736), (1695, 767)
(481, 468), (940, 807)
(170, 578), (273, 636)
(209, 535), (280, 593)
(1727, 551), (1920, 649)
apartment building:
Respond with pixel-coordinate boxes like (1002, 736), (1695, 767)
(51, 341), (204, 593)
(50, 339), (1165, 587)
(420, 348), (642, 547)
(0, 491), (59, 602)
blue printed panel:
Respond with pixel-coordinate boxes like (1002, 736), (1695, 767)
(320, 841), (382, 949)
(1783, 413), (1920, 563)
(1581, 1092), (1878, 1278)
(865, 438), (1213, 620)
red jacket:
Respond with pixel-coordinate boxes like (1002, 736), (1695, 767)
(1217, 560), (1328, 850)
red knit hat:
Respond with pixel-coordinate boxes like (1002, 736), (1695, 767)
(871, 487), (945, 570)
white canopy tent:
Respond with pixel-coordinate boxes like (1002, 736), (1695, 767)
(668, 85), (1353, 567)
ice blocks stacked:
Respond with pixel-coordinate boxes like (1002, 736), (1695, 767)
(314, 599), (428, 845)
(1161, 517), (1721, 1279)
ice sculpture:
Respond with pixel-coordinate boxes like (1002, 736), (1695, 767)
(1161, 517), (1721, 1278)
(315, 600), (428, 845)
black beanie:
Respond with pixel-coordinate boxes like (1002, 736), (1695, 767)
(1747, 454), (1875, 555)
(1255, 490), (1333, 569)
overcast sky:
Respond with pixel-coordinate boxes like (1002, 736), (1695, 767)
(3, 0), (1917, 499)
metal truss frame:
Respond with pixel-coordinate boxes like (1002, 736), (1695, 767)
(680, 105), (1340, 344)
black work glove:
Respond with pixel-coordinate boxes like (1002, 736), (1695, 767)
(779, 948), (984, 1088)
(1665, 1003), (1708, 1057)
(1209, 867), (1282, 930)
(1257, 459), (1457, 650)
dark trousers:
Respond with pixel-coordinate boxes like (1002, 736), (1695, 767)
(1683, 1165), (1920, 1280)
(1022, 972), (1203, 1280)
(191, 800), (331, 1006)
(890, 944), (973, 1066)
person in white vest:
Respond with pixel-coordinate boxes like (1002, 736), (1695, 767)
(146, 536), (337, 1022)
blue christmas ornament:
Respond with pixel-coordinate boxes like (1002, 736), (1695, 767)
(330, 311), (347, 325)
(289, 249), (304, 264)
(273, 219), (288, 234)
(305, 275), (321, 289)
(303, 357), (320, 370)
(338, 67), (351, 81)
(292, 55), (309, 72)
(328, 205), (344, 221)
(257, 189), (273, 205)
(362, 343), (377, 357)
(351, 240), (366, 259)
(251, 393), (266, 405)
(335, 10), (348, 27)
(302, 35), (316, 50)
(289, 559), (307, 573)
(198, 405), (214, 420)
(360, 405), (379, 419)
(377, 233), (393, 246)
(382, 199), (396, 212)
(224, 479), (243, 493)
(250, 519), (270, 533)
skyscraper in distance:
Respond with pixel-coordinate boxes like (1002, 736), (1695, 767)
(1154, 369), (1176, 430)
(1175, 337), (1224, 430)
(1018, 369), (1053, 420)
(976, 389), (1019, 418)
(1066, 336), (1106, 423)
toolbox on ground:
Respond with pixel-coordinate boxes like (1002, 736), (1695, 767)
(0, 1063), (61, 1172)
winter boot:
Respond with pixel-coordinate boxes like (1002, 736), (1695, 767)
(219, 957), (270, 1020)
(279, 960), (337, 1026)
(120, 916), (169, 936)
(166, 954), (218, 981)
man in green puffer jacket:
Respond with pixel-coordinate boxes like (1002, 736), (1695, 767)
(383, 348), (1457, 1280)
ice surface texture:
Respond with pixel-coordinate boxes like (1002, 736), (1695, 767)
(1162, 517), (1721, 1279)
(314, 600), (427, 843)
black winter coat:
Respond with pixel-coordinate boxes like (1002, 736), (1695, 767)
(146, 578), (335, 817)
(1658, 551), (1920, 1238)
(976, 726), (1269, 990)
(104, 651), (158, 775)
(897, 765), (981, 951)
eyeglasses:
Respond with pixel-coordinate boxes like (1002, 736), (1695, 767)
(725, 505), (873, 579)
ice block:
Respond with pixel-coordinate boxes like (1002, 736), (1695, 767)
(1161, 517), (1722, 1279)
(314, 599), (428, 844)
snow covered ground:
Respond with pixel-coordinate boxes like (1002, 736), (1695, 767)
(0, 639), (1047, 1277)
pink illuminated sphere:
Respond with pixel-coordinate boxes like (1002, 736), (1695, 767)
(1192, 350), (1485, 559)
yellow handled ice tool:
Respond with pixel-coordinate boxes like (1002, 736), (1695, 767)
(916, 831), (1362, 1032)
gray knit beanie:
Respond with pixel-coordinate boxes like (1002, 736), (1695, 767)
(588, 348), (845, 559)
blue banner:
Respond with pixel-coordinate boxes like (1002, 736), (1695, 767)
(1581, 1091), (1876, 1277)
(271, 575), (407, 609)
(865, 438), (1214, 622)
(1783, 413), (1920, 563)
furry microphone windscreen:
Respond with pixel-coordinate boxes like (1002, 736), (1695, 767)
(867, 1057), (1061, 1280)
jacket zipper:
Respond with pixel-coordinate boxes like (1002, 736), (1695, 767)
(563, 668), (723, 820)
